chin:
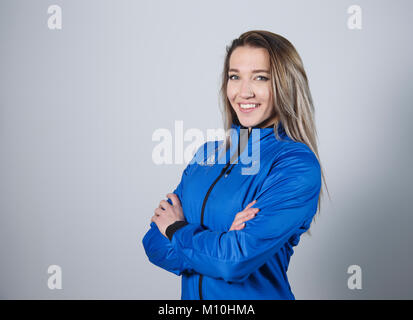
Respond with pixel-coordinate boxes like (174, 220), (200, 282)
(237, 117), (258, 126)
(239, 121), (255, 128)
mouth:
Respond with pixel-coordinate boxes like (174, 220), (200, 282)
(238, 103), (261, 113)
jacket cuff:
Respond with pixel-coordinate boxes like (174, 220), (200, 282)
(166, 220), (189, 241)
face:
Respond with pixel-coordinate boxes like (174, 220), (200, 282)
(227, 46), (277, 128)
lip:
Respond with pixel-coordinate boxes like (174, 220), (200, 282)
(238, 103), (260, 113)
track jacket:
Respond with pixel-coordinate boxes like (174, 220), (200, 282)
(142, 121), (321, 300)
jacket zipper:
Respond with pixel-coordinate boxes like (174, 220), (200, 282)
(198, 162), (230, 299)
(198, 127), (251, 300)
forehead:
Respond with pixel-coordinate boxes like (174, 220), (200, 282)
(229, 46), (270, 70)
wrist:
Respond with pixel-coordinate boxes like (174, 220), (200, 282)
(165, 220), (188, 241)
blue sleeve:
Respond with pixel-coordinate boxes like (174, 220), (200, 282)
(170, 148), (322, 283)
(142, 163), (195, 276)
(141, 142), (211, 276)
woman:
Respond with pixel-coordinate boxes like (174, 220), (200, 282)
(142, 30), (329, 300)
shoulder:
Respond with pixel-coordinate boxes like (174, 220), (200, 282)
(271, 140), (321, 189)
(277, 140), (319, 166)
(189, 140), (223, 165)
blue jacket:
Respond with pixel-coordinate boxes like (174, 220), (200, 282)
(142, 122), (321, 300)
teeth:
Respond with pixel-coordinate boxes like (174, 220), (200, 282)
(240, 104), (259, 109)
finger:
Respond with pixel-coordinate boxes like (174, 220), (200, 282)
(237, 207), (259, 220)
(233, 212), (249, 225)
(233, 213), (256, 226)
(159, 199), (172, 210)
(243, 208), (259, 217)
(166, 193), (181, 207)
(248, 207), (259, 214)
(237, 223), (246, 230)
(244, 212), (257, 222)
(230, 222), (245, 231)
(237, 206), (256, 217)
(244, 199), (257, 210)
(239, 209), (258, 221)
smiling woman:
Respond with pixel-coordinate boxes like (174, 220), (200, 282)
(227, 46), (276, 128)
(142, 30), (330, 300)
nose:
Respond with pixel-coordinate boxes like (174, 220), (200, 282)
(239, 80), (254, 98)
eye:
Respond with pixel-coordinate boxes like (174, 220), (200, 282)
(228, 74), (269, 81)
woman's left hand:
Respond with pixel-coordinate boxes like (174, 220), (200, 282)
(151, 193), (185, 238)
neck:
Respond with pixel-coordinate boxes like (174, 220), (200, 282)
(244, 115), (279, 133)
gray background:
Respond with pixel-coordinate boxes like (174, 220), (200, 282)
(1, 0), (412, 299)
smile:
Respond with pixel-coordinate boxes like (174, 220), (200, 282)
(238, 103), (260, 113)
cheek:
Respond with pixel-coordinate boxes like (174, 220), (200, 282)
(256, 86), (272, 103)
(226, 84), (236, 101)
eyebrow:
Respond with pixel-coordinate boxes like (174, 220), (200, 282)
(228, 68), (270, 74)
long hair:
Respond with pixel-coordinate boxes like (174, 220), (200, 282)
(218, 30), (330, 234)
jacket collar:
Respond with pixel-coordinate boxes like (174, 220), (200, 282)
(222, 121), (287, 166)
(230, 120), (287, 144)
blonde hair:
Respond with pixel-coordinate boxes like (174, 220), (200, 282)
(218, 30), (330, 234)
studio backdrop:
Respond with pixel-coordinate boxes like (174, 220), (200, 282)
(0, 0), (412, 299)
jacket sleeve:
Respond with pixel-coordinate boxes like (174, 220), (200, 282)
(142, 162), (196, 276)
(169, 147), (322, 283)
(141, 142), (211, 276)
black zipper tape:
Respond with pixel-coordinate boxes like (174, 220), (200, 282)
(198, 127), (252, 299)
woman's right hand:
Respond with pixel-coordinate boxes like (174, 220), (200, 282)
(229, 200), (259, 231)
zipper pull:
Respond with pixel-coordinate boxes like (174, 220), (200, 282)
(221, 163), (230, 174)
(224, 165), (234, 178)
